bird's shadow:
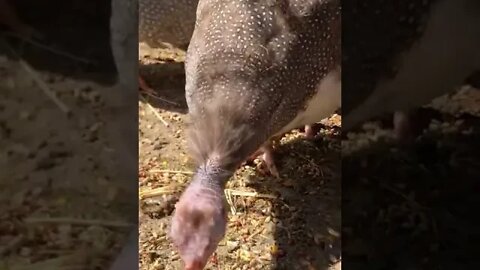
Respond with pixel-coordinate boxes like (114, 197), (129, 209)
(240, 128), (342, 270)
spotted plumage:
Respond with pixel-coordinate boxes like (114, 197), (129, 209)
(139, 0), (199, 49)
(186, 0), (340, 147)
(170, 0), (341, 269)
(343, 0), (480, 131)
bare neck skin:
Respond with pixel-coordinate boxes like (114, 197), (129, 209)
(169, 161), (233, 270)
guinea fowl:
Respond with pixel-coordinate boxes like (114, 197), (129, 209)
(169, 0), (341, 269)
(342, 0), (480, 139)
(138, 0), (199, 94)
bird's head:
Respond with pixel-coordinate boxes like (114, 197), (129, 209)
(169, 179), (228, 270)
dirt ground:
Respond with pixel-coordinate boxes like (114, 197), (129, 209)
(138, 44), (342, 270)
(0, 1), (135, 269)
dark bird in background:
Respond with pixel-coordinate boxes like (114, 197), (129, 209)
(138, 0), (199, 94)
(169, 0), (341, 269)
(342, 0), (480, 140)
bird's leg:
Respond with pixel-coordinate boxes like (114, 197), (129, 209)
(247, 136), (281, 178)
(0, 0), (41, 40)
(246, 148), (263, 163)
(304, 124), (319, 139)
(139, 75), (156, 95)
(393, 110), (414, 144)
(258, 142), (280, 178)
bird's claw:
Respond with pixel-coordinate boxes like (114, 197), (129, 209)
(139, 76), (156, 95)
(249, 143), (280, 178)
(259, 150), (280, 178)
(304, 124), (316, 139)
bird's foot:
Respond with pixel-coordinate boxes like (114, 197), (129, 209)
(139, 76), (156, 96)
(304, 124), (317, 139)
(258, 146), (280, 178)
(247, 141), (280, 178)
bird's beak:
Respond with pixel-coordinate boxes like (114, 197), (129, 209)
(184, 259), (206, 270)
